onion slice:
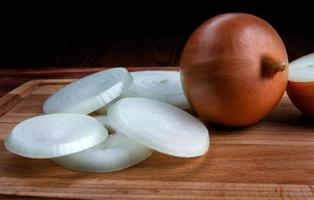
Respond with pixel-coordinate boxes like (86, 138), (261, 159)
(53, 116), (153, 173)
(122, 71), (190, 109)
(4, 114), (108, 159)
(53, 133), (153, 173)
(43, 68), (132, 114)
(108, 98), (209, 157)
(96, 71), (191, 114)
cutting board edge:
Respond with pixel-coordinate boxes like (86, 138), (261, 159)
(0, 178), (313, 199)
(0, 79), (75, 117)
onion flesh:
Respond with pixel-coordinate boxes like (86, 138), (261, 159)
(94, 115), (116, 133)
(289, 53), (314, 82)
(43, 68), (132, 114)
(108, 98), (209, 157)
(4, 114), (108, 159)
(96, 98), (121, 115)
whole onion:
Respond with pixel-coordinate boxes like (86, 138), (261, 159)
(180, 13), (288, 126)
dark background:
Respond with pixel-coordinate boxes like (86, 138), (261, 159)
(0, 1), (313, 68)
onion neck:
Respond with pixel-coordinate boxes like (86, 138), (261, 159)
(262, 56), (287, 78)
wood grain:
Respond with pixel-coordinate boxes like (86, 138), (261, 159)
(1, 76), (314, 199)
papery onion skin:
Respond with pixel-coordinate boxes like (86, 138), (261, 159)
(287, 81), (314, 117)
(180, 13), (288, 126)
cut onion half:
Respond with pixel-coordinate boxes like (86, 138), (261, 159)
(108, 98), (209, 157)
(43, 68), (132, 114)
(53, 116), (153, 173)
(4, 114), (108, 159)
(287, 53), (314, 117)
(122, 71), (190, 109)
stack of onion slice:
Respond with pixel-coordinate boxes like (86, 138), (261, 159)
(4, 67), (210, 173)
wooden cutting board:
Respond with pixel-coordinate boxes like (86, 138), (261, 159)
(0, 75), (314, 199)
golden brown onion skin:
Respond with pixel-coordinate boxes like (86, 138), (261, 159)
(287, 81), (314, 117)
(180, 13), (288, 126)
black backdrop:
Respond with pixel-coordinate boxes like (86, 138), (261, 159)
(0, 1), (313, 67)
